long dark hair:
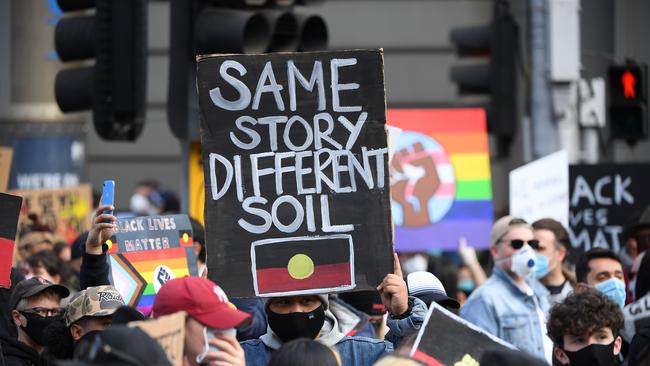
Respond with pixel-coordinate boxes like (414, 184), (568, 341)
(268, 338), (340, 366)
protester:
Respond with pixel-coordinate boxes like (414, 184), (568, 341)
(406, 271), (460, 310)
(338, 290), (388, 338)
(79, 204), (117, 290)
(129, 179), (163, 216)
(241, 255), (427, 366)
(547, 288), (624, 366)
(329, 295), (378, 339)
(621, 252), (650, 344)
(189, 218), (207, 278)
(621, 206), (650, 268)
(460, 216), (552, 362)
(55, 325), (172, 366)
(53, 242), (71, 263)
(0, 277), (69, 366)
(16, 227), (55, 266)
(65, 285), (125, 342)
(532, 218), (575, 304)
(267, 338), (341, 366)
(25, 250), (78, 291)
(152, 277), (250, 366)
(576, 248), (627, 308)
(457, 236), (487, 288)
(456, 265), (475, 306)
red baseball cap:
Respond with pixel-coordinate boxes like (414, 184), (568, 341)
(152, 277), (250, 329)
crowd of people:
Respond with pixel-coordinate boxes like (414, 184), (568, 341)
(1, 180), (649, 366)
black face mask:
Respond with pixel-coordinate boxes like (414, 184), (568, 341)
(267, 305), (325, 343)
(563, 340), (618, 366)
(19, 312), (64, 346)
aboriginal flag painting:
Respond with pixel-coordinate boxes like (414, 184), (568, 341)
(252, 235), (355, 297)
(0, 193), (22, 288)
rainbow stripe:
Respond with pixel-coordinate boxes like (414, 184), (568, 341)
(109, 234), (196, 315)
(387, 109), (493, 251)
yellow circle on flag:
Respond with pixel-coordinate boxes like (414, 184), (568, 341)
(182, 233), (189, 243)
(105, 239), (113, 250)
(287, 254), (314, 280)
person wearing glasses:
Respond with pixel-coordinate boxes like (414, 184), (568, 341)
(1, 277), (69, 366)
(460, 216), (552, 363)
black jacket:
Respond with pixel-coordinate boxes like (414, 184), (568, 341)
(0, 334), (47, 366)
(0, 269), (25, 339)
(79, 244), (110, 290)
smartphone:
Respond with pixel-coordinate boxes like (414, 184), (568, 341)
(101, 180), (115, 218)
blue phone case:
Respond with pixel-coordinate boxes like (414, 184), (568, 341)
(102, 180), (115, 216)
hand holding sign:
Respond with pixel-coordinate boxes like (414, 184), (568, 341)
(86, 202), (118, 255)
(377, 253), (409, 315)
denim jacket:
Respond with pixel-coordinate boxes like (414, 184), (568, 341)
(460, 267), (550, 361)
(241, 296), (427, 366)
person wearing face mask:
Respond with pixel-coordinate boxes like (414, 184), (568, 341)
(129, 179), (164, 216)
(460, 216), (552, 363)
(152, 277), (251, 366)
(576, 248), (627, 309)
(532, 218), (576, 304)
(399, 253), (429, 275)
(0, 277), (70, 366)
(547, 288), (624, 366)
(241, 254), (428, 366)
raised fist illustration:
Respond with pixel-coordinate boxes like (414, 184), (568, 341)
(390, 142), (440, 227)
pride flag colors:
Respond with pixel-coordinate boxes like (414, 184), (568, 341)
(387, 109), (493, 251)
(107, 215), (198, 315)
(252, 235), (355, 297)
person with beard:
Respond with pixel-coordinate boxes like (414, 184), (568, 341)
(241, 254), (427, 366)
(547, 288), (624, 366)
(0, 277), (69, 366)
(460, 216), (552, 362)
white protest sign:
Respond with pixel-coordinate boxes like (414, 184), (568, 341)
(509, 150), (569, 227)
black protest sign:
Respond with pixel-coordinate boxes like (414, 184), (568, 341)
(197, 50), (393, 298)
(106, 214), (197, 314)
(410, 302), (515, 366)
(0, 193), (22, 288)
(568, 164), (650, 263)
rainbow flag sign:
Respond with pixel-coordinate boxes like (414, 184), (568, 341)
(387, 109), (493, 251)
(106, 214), (198, 315)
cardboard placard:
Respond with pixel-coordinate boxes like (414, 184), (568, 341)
(0, 193), (22, 288)
(0, 147), (13, 192)
(410, 301), (515, 366)
(10, 185), (93, 244)
(386, 109), (494, 251)
(129, 311), (186, 366)
(106, 215), (198, 315)
(568, 164), (650, 263)
(510, 150), (569, 228)
(197, 50), (393, 297)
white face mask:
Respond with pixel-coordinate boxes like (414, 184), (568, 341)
(402, 254), (428, 275)
(196, 327), (237, 364)
(510, 246), (537, 278)
(130, 194), (159, 216)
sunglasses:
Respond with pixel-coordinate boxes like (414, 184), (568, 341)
(504, 239), (540, 250)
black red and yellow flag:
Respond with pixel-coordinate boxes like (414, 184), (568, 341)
(252, 235), (355, 296)
(0, 193), (23, 288)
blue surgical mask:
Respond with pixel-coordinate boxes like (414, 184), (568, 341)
(534, 254), (550, 279)
(595, 278), (627, 308)
(458, 279), (475, 293)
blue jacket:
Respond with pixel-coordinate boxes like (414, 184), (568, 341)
(241, 297), (427, 366)
(460, 266), (550, 361)
(242, 336), (393, 366)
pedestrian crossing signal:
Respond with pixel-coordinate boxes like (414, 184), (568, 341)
(608, 63), (648, 142)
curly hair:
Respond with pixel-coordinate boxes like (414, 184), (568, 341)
(547, 287), (624, 346)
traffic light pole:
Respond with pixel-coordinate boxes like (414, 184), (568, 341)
(528, 0), (558, 159)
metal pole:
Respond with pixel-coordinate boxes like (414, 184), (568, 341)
(529, 0), (558, 159)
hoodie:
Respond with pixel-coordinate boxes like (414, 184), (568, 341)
(0, 333), (47, 366)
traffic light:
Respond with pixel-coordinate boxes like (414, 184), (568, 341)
(608, 62), (648, 142)
(167, 0), (328, 140)
(54, 0), (147, 141)
(449, 1), (518, 143)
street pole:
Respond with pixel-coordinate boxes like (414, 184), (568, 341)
(529, 0), (559, 159)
